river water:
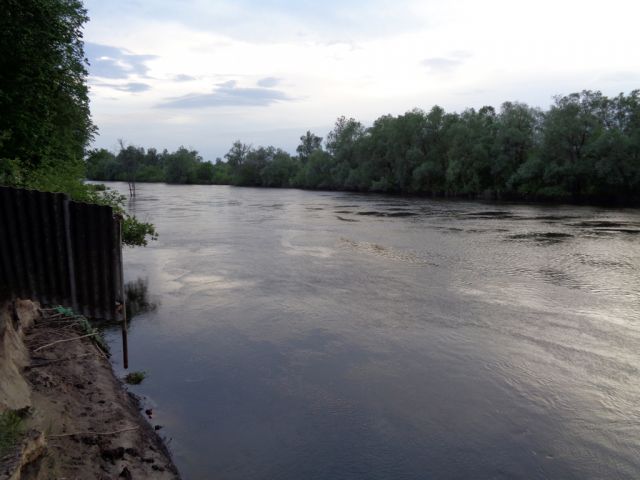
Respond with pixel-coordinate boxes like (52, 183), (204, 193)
(102, 182), (640, 479)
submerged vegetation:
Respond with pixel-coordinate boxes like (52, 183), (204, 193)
(124, 371), (147, 385)
(0, 0), (156, 247)
(125, 278), (159, 319)
(87, 90), (640, 204)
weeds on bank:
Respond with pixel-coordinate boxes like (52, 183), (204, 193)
(75, 315), (110, 354)
(0, 410), (25, 456)
(51, 306), (110, 356)
(124, 371), (147, 385)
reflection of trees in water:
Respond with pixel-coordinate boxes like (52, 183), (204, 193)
(125, 278), (159, 319)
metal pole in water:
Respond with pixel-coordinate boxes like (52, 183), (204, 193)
(114, 212), (128, 369)
(122, 302), (129, 369)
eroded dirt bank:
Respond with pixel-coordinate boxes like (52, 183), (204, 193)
(0, 300), (180, 480)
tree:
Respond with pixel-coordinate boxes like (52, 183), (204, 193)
(295, 149), (335, 189)
(0, 0), (156, 246)
(325, 116), (365, 187)
(536, 91), (606, 198)
(224, 141), (251, 168)
(445, 107), (497, 195)
(164, 147), (201, 184)
(86, 148), (117, 180)
(410, 106), (450, 194)
(494, 102), (541, 194)
(117, 140), (144, 196)
(261, 150), (299, 187)
(195, 161), (215, 184)
(0, 0), (95, 182)
(232, 146), (272, 186)
(296, 131), (323, 163)
(210, 158), (232, 184)
(326, 116), (365, 159)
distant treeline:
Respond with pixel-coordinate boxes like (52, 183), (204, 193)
(86, 90), (640, 204)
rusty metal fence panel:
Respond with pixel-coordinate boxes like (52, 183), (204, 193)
(0, 186), (123, 321)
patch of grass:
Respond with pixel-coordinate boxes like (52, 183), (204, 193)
(75, 315), (110, 355)
(0, 410), (25, 456)
(124, 371), (147, 385)
(52, 306), (111, 356)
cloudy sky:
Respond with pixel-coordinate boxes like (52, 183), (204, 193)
(84, 0), (640, 160)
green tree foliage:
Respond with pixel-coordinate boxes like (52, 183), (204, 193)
(210, 158), (232, 184)
(494, 102), (541, 194)
(296, 131), (323, 163)
(290, 149), (332, 189)
(117, 141), (144, 186)
(0, 0), (155, 246)
(232, 146), (269, 186)
(325, 116), (365, 188)
(85, 90), (640, 205)
(86, 148), (118, 180)
(410, 106), (449, 194)
(224, 141), (251, 168)
(0, 0), (94, 180)
(445, 106), (497, 195)
(121, 214), (157, 247)
(260, 149), (299, 187)
(164, 147), (201, 184)
(510, 91), (640, 202)
(87, 144), (210, 184)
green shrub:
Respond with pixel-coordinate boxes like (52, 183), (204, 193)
(0, 410), (24, 456)
(124, 371), (147, 385)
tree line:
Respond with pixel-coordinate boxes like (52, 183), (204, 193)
(87, 90), (640, 204)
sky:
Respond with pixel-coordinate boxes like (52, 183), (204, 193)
(83, 0), (640, 160)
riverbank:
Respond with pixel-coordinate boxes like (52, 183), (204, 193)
(0, 300), (180, 479)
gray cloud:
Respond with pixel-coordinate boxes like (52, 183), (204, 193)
(450, 50), (473, 59)
(117, 82), (152, 92)
(599, 71), (640, 83)
(422, 57), (462, 71)
(218, 80), (237, 88)
(257, 77), (281, 88)
(85, 42), (157, 79)
(422, 51), (472, 73)
(174, 74), (196, 82)
(92, 82), (152, 93)
(157, 81), (293, 108)
(85, 0), (430, 44)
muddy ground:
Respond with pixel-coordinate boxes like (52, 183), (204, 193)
(1, 301), (180, 480)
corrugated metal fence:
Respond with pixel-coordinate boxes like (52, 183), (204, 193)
(0, 186), (124, 321)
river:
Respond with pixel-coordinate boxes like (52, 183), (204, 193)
(102, 182), (640, 479)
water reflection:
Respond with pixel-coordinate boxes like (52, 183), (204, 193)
(125, 277), (159, 319)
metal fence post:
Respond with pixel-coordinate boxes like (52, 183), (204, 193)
(62, 194), (78, 313)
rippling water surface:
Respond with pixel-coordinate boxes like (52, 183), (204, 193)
(103, 182), (640, 479)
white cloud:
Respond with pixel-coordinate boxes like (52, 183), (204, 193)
(83, 0), (640, 159)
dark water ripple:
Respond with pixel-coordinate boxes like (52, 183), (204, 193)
(100, 183), (640, 480)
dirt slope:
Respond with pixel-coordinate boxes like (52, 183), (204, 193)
(1, 301), (181, 480)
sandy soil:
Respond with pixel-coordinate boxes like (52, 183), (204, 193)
(7, 304), (180, 479)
